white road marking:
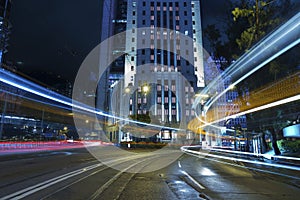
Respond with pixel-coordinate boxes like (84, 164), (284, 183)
(178, 160), (182, 168)
(181, 170), (205, 190)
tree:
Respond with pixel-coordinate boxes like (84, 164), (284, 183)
(223, 0), (296, 154)
(203, 24), (221, 54)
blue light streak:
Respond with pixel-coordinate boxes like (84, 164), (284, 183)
(181, 146), (300, 171)
(0, 68), (182, 131)
(193, 12), (300, 117)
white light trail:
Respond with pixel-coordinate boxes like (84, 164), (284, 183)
(181, 146), (300, 171)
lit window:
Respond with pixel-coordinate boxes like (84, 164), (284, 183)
(171, 85), (176, 91)
(191, 110), (195, 116)
(172, 97), (176, 103)
(157, 97), (161, 103)
(157, 85), (162, 91)
(164, 97), (168, 103)
(164, 85), (169, 91)
(185, 86), (189, 92)
(186, 110), (190, 116)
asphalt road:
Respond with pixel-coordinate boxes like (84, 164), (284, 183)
(0, 146), (299, 200)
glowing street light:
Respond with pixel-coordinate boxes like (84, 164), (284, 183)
(142, 85), (149, 93)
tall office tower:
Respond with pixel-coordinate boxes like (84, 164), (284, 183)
(123, 0), (205, 128)
(0, 0), (11, 64)
(97, 0), (128, 112)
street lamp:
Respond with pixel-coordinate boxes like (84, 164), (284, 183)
(142, 85), (149, 93)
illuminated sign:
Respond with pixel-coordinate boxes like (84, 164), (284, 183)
(283, 124), (300, 138)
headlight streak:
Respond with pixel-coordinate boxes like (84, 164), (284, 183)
(181, 146), (300, 172)
(206, 38), (300, 110)
(181, 148), (300, 180)
(0, 69), (183, 132)
(0, 88), (73, 112)
(205, 147), (300, 162)
(197, 94), (300, 130)
(193, 12), (300, 117)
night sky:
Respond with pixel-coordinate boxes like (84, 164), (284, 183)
(5, 0), (227, 83)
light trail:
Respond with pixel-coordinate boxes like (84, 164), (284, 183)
(181, 146), (300, 172)
(197, 94), (300, 130)
(193, 12), (300, 115)
(0, 68), (183, 132)
(183, 149), (300, 181)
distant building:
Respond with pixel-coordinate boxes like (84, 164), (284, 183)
(0, 0), (11, 64)
(203, 55), (247, 147)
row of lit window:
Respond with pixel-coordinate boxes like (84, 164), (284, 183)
(146, 2), (188, 7)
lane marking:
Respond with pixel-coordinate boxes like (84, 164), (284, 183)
(1, 155), (148, 200)
(0, 163), (103, 200)
(181, 170), (205, 190)
(178, 161), (182, 168)
(89, 155), (160, 200)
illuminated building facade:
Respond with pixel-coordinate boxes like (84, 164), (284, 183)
(123, 0), (205, 128)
